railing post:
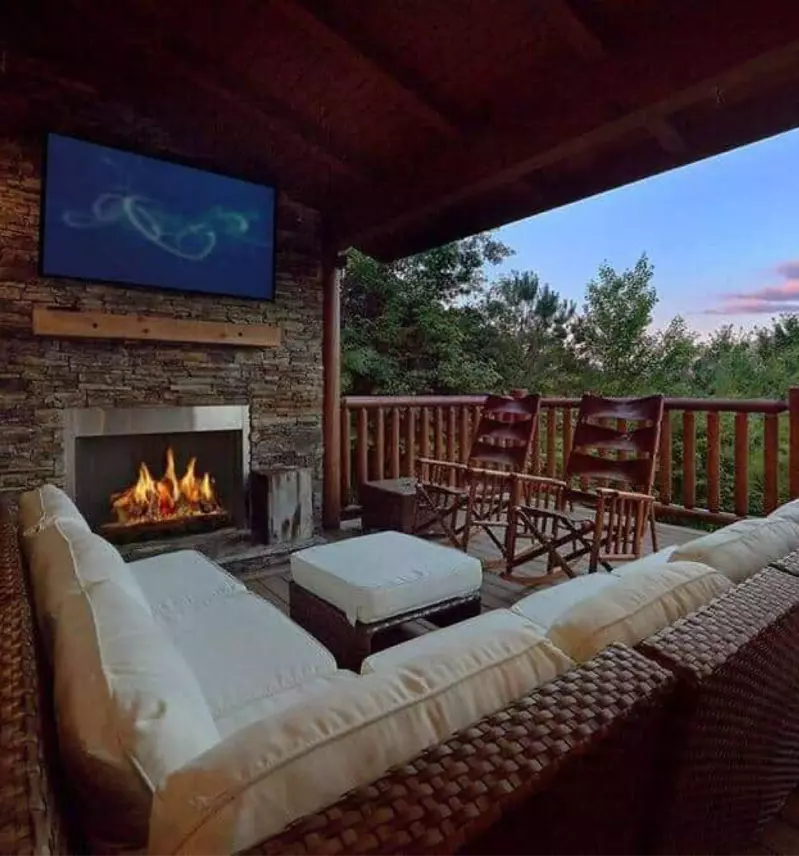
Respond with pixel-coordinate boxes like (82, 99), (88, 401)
(790, 388), (799, 499)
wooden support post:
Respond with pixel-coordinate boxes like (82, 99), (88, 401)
(790, 388), (799, 499)
(322, 249), (344, 530)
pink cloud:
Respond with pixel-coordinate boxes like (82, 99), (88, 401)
(703, 260), (799, 315)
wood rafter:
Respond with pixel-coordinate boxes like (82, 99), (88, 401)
(341, 4), (799, 249)
(56, 0), (375, 183)
(272, 0), (462, 138)
(545, 0), (606, 61)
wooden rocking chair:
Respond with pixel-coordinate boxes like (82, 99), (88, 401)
(506, 394), (664, 580)
(414, 394), (541, 551)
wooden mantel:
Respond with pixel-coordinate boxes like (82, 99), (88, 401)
(32, 307), (281, 348)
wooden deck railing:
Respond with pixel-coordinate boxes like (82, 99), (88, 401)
(339, 390), (799, 526)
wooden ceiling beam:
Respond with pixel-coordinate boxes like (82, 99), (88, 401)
(57, 0), (375, 184)
(271, 0), (462, 138)
(646, 117), (687, 154)
(341, 4), (799, 248)
(545, 0), (607, 61)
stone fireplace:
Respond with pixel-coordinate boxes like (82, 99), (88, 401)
(0, 68), (326, 522)
(63, 406), (249, 538)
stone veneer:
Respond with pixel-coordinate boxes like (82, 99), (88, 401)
(0, 70), (324, 515)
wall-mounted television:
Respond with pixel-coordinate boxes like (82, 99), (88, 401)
(40, 133), (277, 300)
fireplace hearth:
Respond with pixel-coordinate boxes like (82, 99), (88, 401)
(64, 405), (249, 540)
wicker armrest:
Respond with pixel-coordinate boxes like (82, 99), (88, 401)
(638, 567), (799, 854)
(243, 645), (674, 856)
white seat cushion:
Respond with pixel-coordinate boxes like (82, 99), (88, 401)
(25, 519), (151, 651)
(510, 574), (621, 634)
(127, 550), (245, 618)
(769, 499), (799, 526)
(149, 615), (571, 855)
(291, 532), (482, 624)
(610, 545), (679, 578)
(155, 589), (338, 734)
(548, 561), (732, 663)
(19, 484), (89, 545)
(54, 582), (220, 852)
(669, 517), (799, 584)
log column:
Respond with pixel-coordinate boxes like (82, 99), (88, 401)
(322, 249), (345, 529)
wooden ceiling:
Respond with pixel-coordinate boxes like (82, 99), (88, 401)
(6, 0), (799, 260)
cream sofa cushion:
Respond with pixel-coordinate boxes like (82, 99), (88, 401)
(25, 519), (151, 651)
(669, 517), (799, 584)
(610, 545), (678, 578)
(19, 484), (89, 538)
(149, 615), (572, 854)
(157, 589), (339, 738)
(55, 582), (220, 852)
(127, 549), (245, 619)
(548, 561), (732, 663)
(291, 531), (482, 624)
(768, 498), (799, 526)
(510, 574), (620, 634)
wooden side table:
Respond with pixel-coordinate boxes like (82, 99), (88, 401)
(359, 477), (418, 533)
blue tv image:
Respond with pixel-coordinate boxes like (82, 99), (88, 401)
(41, 134), (276, 300)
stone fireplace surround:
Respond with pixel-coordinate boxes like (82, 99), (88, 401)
(0, 68), (326, 520)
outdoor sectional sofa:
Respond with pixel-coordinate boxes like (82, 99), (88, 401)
(3, 488), (799, 854)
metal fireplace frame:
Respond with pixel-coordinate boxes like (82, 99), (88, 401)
(62, 404), (250, 501)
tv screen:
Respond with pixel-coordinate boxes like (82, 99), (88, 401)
(40, 134), (276, 300)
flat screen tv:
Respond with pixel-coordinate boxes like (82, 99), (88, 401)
(40, 133), (277, 300)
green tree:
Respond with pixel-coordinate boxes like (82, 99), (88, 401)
(341, 235), (511, 394)
(575, 255), (658, 394)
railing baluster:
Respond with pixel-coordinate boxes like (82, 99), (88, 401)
(471, 405), (481, 444)
(706, 411), (720, 513)
(764, 413), (779, 513)
(447, 407), (457, 485)
(340, 405), (351, 507)
(374, 407), (385, 480)
(390, 407), (401, 479)
(405, 407), (416, 477)
(460, 405), (470, 463)
(734, 411), (749, 516)
(547, 408), (557, 477)
(790, 387), (799, 499)
(434, 407), (444, 461)
(659, 411), (672, 505)
(682, 412), (696, 509)
(356, 408), (368, 489)
(562, 408), (572, 478)
(420, 406), (430, 462)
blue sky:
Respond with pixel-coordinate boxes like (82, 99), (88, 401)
(493, 127), (799, 335)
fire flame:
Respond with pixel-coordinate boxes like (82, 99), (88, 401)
(110, 447), (223, 526)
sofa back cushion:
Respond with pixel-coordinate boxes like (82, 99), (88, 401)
(54, 582), (220, 853)
(19, 484), (88, 537)
(149, 615), (573, 854)
(669, 517), (799, 584)
(768, 498), (799, 526)
(25, 519), (151, 652)
(549, 561), (732, 663)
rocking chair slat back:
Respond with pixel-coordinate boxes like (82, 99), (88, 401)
(468, 394), (541, 473)
(568, 395), (664, 493)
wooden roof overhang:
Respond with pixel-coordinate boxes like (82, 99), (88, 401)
(6, 0), (799, 260)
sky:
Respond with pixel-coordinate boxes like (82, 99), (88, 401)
(493, 127), (799, 335)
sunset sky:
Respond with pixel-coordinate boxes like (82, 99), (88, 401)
(494, 127), (799, 334)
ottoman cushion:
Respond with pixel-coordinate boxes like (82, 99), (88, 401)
(290, 532), (482, 624)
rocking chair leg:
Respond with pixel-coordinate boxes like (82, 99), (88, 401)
(649, 507), (659, 552)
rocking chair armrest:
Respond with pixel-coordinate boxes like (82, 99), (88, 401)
(595, 487), (654, 505)
(415, 457), (468, 474)
(517, 473), (568, 490)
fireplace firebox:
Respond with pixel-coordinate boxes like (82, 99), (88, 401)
(64, 406), (249, 540)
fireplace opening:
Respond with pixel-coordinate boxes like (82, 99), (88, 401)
(74, 428), (245, 541)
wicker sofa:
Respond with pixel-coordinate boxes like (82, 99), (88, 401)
(5, 491), (799, 855)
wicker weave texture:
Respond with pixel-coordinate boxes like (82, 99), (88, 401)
(289, 580), (481, 670)
(640, 568), (799, 855)
(0, 501), (74, 855)
(245, 644), (674, 855)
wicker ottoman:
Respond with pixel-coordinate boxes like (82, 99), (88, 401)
(289, 532), (482, 669)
